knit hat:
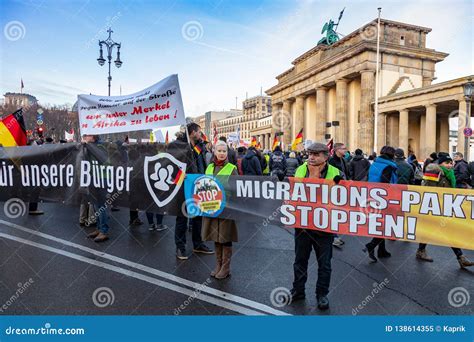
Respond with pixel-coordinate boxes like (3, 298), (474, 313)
(394, 148), (405, 158)
(437, 153), (453, 165)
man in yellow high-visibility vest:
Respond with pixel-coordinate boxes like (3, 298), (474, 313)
(290, 142), (341, 311)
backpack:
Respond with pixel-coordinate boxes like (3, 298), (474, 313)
(414, 163), (423, 181)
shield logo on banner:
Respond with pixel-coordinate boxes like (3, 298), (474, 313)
(144, 153), (187, 207)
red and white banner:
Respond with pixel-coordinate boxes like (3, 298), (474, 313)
(77, 74), (186, 135)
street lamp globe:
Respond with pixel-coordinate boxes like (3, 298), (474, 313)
(463, 79), (474, 99)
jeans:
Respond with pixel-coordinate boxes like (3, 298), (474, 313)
(175, 215), (203, 251)
(292, 229), (334, 297)
(91, 192), (109, 234)
(146, 212), (163, 225)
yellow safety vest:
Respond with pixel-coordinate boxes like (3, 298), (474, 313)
(263, 155), (270, 175)
(205, 162), (237, 176)
(295, 162), (340, 180)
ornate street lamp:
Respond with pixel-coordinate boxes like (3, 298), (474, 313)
(97, 28), (122, 96)
(463, 78), (473, 160)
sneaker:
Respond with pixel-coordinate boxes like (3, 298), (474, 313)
(332, 237), (344, 248)
(193, 245), (214, 254)
(28, 210), (44, 215)
(148, 223), (156, 231)
(94, 232), (109, 242)
(317, 296), (330, 310)
(155, 224), (168, 232)
(176, 249), (189, 260)
(290, 289), (306, 302)
(87, 230), (100, 239)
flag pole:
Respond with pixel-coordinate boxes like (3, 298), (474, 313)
(373, 7), (382, 154)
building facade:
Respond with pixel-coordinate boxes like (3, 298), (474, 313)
(212, 95), (272, 146)
(3, 92), (38, 108)
(266, 18), (473, 160)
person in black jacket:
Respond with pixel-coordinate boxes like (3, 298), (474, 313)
(328, 143), (349, 179)
(453, 152), (471, 188)
(286, 152), (300, 177)
(328, 143), (349, 248)
(170, 123), (214, 260)
(269, 145), (287, 177)
(469, 160), (474, 187)
(242, 147), (263, 175)
(349, 149), (370, 181)
(394, 148), (414, 185)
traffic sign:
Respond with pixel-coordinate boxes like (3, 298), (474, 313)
(37, 119), (43, 125)
(464, 127), (472, 137)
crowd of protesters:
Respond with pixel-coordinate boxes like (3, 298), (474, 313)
(14, 122), (474, 312)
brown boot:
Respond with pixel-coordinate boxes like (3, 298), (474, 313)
(215, 246), (232, 279)
(458, 255), (474, 268)
(211, 243), (223, 277)
(416, 249), (433, 262)
(94, 232), (109, 242)
(87, 230), (100, 238)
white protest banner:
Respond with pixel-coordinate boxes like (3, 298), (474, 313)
(77, 74), (186, 135)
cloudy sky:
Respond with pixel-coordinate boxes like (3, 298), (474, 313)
(0, 0), (472, 119)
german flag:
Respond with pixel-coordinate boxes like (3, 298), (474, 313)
(0, 108), (27, 147)
(201, 132), (209, 143)
(291, 128), (303, 151)
(256, 141), (261, 149)
(422, 172), (441, 182)
(193, 144), (202, 155)
(272, 133), (279, 151)
(173, 168), (185, 185)
(250, 136), (257, 147)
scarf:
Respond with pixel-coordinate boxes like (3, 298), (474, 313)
(213, 157), (227, 167)
(440, 166), (456, 188)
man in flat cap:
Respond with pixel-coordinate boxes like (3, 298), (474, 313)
(290, 142), (342, 310)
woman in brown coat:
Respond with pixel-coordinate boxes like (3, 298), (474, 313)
(202, 140), (238, 279)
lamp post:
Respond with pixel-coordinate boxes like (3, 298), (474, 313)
(463, 78), (473, 161)
(97, 28), (122, 96)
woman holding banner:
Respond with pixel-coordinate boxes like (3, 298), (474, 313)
(202, 140), (238, 279)
(416, 153), (474, 268)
